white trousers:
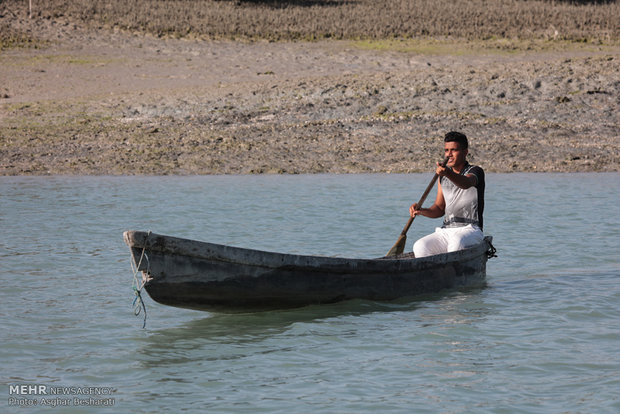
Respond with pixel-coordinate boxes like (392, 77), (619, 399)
(413, 224), (484, 258)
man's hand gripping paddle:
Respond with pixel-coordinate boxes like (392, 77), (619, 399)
(385, 157), (450, 257)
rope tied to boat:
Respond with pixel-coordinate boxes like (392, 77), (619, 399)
(486, 240), (497, 259)
(130, 231), (151, 328)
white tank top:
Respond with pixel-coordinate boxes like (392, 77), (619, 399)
(440, 163), (485, 229)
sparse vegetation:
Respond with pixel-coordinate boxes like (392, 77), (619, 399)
(3, 0), (619, 44)
(0, 20), (47, 50)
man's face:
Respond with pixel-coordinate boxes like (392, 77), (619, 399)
(444, 141), (468, 167)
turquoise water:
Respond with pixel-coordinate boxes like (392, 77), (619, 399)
(1, 173), (619, 413)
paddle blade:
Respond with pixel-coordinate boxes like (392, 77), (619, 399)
(386, 234), (407, 257)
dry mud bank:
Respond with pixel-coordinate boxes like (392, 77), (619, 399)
(1, 21), (618, 175)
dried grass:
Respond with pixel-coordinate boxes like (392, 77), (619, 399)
(5, 0), (619, 43)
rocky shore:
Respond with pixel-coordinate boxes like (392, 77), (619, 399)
(1, 18), (619, 175)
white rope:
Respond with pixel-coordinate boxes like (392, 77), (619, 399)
(130, 231), (151, 328)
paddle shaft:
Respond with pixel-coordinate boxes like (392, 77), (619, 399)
(399, 157), (450, 236)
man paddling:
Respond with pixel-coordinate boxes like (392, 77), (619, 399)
(409, 131), (485, 258)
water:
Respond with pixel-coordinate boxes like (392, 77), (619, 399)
(1, 173), (619, 413)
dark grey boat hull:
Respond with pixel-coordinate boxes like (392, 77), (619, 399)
(124, 230), (493, 312)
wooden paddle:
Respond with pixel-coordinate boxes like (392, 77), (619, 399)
(385, 156), (450, 257)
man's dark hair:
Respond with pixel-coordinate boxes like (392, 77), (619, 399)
(444, 131), (468, 149)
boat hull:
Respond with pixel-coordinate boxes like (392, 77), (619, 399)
(124, 230), (493, 312)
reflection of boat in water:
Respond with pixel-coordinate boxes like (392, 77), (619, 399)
(124, 230), (495, 312)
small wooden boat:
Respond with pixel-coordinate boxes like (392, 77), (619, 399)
(124, 230), (495, 312)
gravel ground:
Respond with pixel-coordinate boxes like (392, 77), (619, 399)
(1, 16), (619, 175)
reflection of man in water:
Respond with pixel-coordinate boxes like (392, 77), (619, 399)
(409, 131), (485, 258)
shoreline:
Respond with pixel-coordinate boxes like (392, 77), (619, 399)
(1, 171), (619, 179)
